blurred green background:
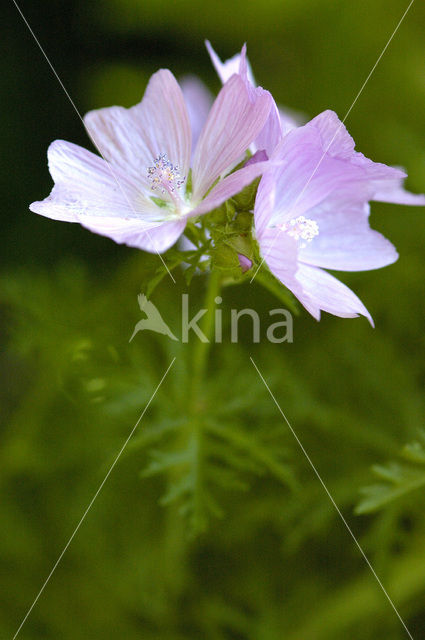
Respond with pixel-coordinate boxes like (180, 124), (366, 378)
(2, 0), (425, 638)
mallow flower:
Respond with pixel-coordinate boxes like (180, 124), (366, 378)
(206, 41), (301, 157)
(254, 110), (425, 323)
(30, 69), (272, 253)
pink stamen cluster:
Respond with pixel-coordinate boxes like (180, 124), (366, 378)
(147, 153), (185, 195)
(279, 215), (319, 247)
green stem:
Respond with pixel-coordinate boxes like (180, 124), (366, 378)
(190, 270), (222, 400)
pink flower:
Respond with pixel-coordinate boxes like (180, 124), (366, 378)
(255, 110), (425, 323)
(206, 41), (301, 157)
(30, 70), (272, 254)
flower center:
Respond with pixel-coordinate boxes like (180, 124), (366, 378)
(279, 215), (319, 248)
(147, 153), (185, 198)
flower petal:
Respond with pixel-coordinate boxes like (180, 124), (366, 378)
(191, 74), (271, 201)
(79, 216), (186, 253)
(372, 177), (425, 206)
(295, 264), (373, 324)
(254, 170), (276, 238)
(30, 140), (160, 221)
(84, 69), (191, 189)
(30, 184), (84, 222)
(191, 160), (271, 217)
(205, 40), (256, 86)
(309, 110), (407, 191)
(206, 41), (283, 156)
(308, 110), (355, 159)
(257, 226), (302, 297)
(300, 196), (398, 271)
(255, 100), (283, 157)
(180, 75), (213, 159)
(267, 127), (363, 225)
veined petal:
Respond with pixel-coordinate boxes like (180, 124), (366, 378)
(308, 111), (407, 190)
(295, 264), (373, 324)
(351, 152), (406, 190)
(83, 105), (150, 184)
(308, 110), (355, 159)
(205, 40), (256, 86)
(79, 216), (186, 253)
(31, 140), (160, 221)
(191, 160), (271, 217)
(257, 226), (303, 298)
(268, 128), (363, 224)
(30, 184), (84, 222)
(302, 229), (398, 272)
(255, 100), (283, 157)
(180, 75), (213, 159)
(206, 41), (283, 156)
(191, 74), (271, 201)
(301, 227), (398, 271)
(254, 170), (276, 238)
(300, 196), (398, 271)
(84, 69), (191, 190)
(372, 177), (425, 206)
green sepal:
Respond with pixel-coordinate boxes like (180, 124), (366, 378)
(231, 210), (253, 233)
(231, 176), (261, 211)
(208, 200), (236, 226)
(225, 235), (253, 262)
(210, 241), (243, 279)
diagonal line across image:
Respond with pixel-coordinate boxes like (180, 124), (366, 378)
(250, 0), (416, 284)
(11, 0), (176, 282)
(12, 357), (176, 640)
(250, 356), (414, 640)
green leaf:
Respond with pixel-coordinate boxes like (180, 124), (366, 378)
(402, 434), (425, 463)
(356, 436), (425, 515)
(183, 263), (199, 286)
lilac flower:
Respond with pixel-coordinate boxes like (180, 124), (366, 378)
(254, 110), (425, 323)
(30, 70), (272, 254)
(206, 41), (301, 156)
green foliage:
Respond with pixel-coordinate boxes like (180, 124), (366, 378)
(138, 354), (296, 534)
(2, 248), (425, 638)
(356, 433), (425, 514)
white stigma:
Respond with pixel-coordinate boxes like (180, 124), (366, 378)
(279, 215), (319, 248)
(147, 153), (185, 196)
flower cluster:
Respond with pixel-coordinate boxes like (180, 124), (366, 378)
(31, 43), (425, 323)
